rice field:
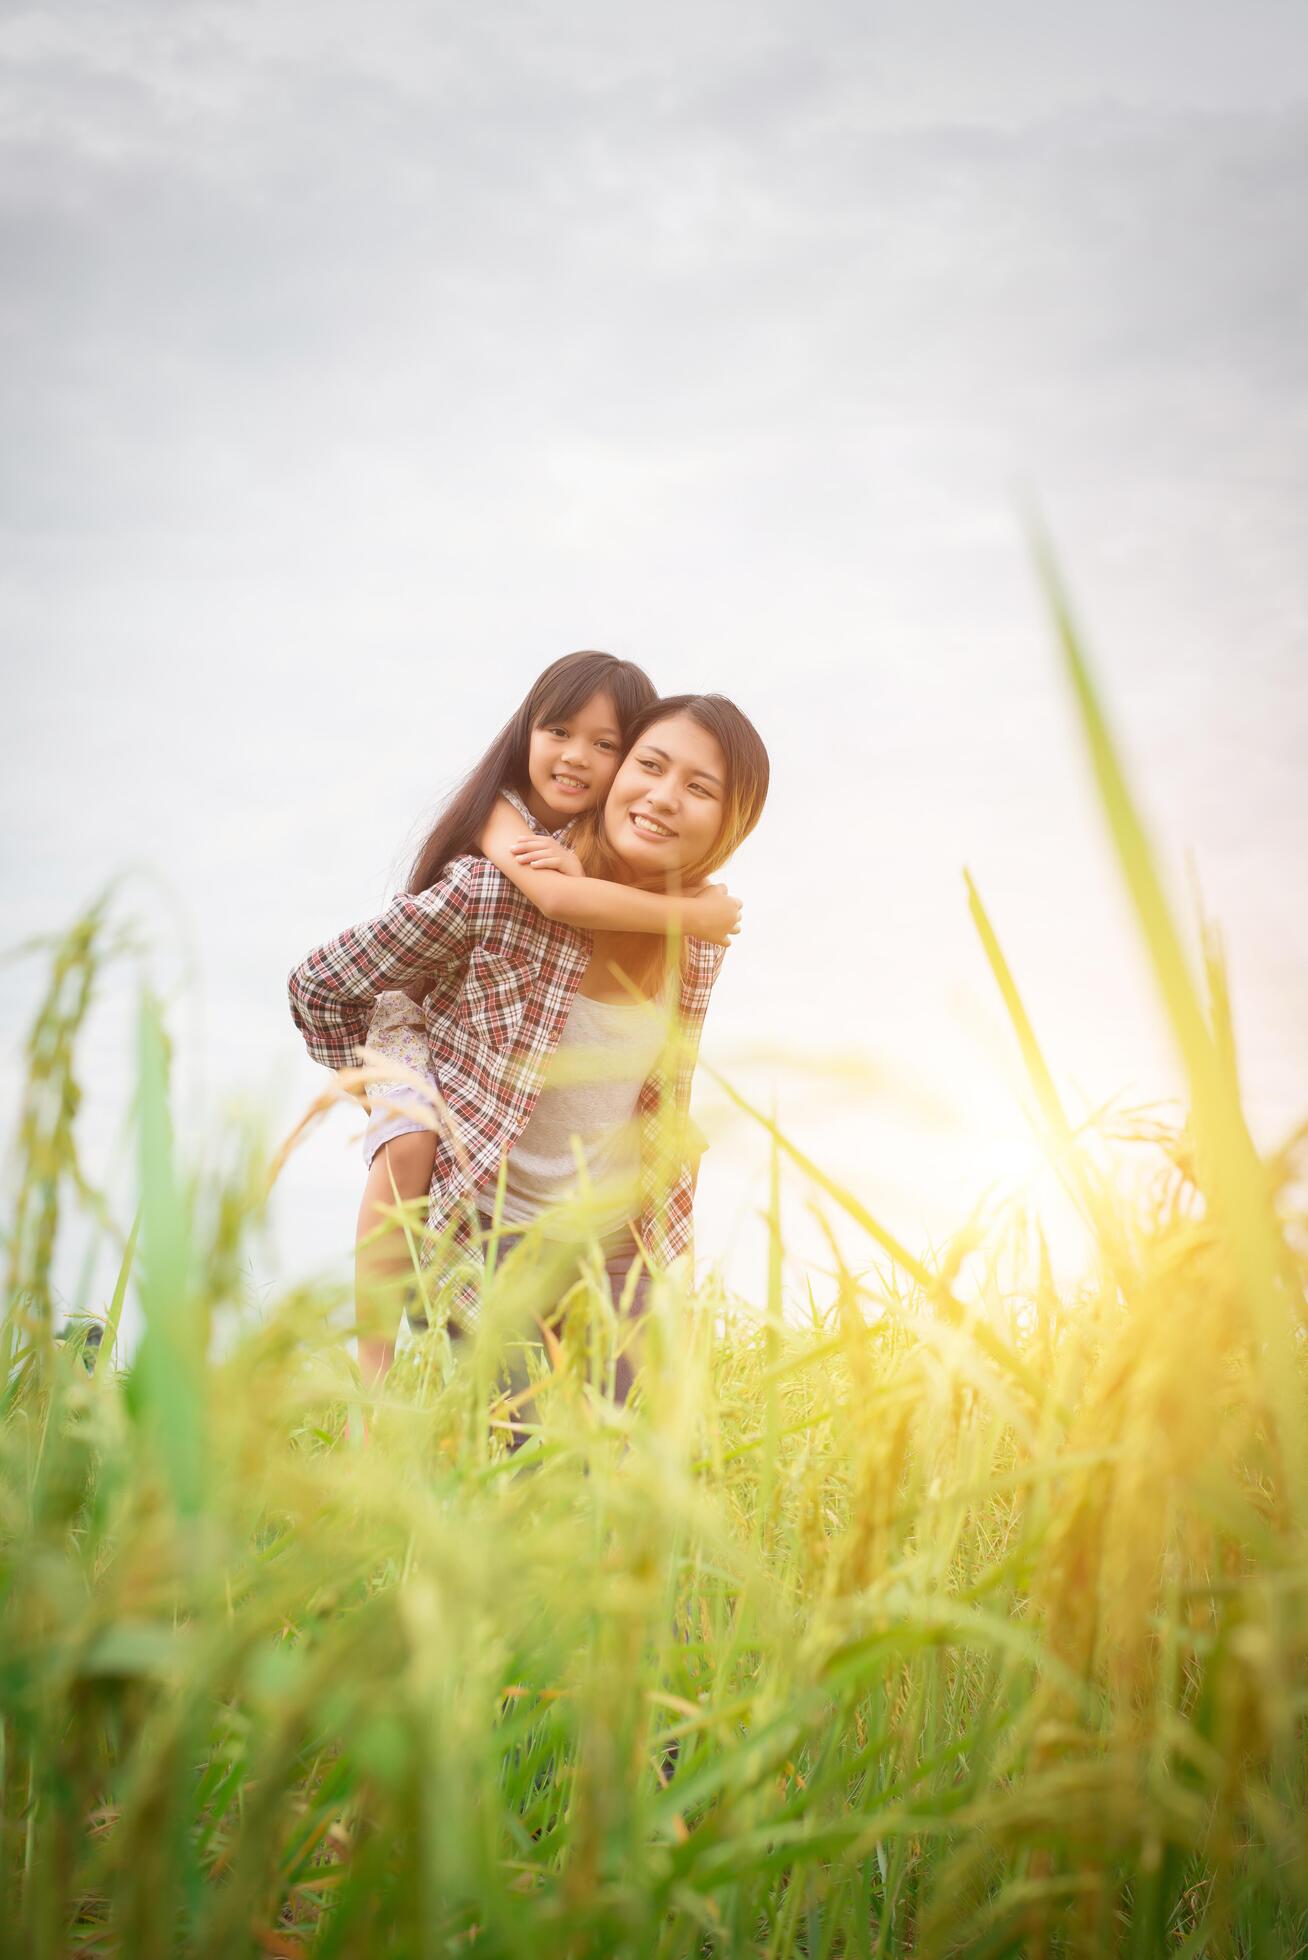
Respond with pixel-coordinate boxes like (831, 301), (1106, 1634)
(3, 564), (1306, 1957)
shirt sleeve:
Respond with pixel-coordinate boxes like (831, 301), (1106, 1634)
(671, 940), (727, 1107)
(287, 859), (474, 1069)
(637, 941), (726, 1125)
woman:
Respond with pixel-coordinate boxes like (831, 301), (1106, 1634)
(287, 693), (769, 1410)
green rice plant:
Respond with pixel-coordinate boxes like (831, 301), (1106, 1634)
(1, 558), (1306, 1955)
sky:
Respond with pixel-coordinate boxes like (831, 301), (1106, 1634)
(2, 0), (1306, 1340)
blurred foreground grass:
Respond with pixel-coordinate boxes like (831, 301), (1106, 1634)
(3, 566), (1307, 1958)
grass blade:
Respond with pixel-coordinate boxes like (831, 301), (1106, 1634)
(1032, 525), (1308, 1522)
(133, 991), (206, 1517)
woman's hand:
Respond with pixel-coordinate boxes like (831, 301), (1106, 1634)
(686, 883), (742, 947)
(508, 834), (585, 878)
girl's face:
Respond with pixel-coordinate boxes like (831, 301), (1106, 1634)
(524, 690), (624, 825)
(604, 713), (728, 881)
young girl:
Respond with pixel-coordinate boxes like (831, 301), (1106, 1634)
(289, 652), (744, 1382)
(288, 690), (769, 1412)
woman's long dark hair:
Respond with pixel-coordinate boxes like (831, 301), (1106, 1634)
(407, 651), (657, 892)
(580, 693), (771, 889)
(576, 693), (771, 995)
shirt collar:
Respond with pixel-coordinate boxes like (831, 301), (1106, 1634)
(500, 785), (575, 842)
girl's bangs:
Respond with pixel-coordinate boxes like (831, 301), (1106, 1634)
(531, 656), (655, 738)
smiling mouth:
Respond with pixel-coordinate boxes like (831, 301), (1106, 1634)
(629, 809), (676, 840)
(552, 774), (589, 793)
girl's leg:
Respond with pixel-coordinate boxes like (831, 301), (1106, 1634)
(355, 1131), (437, 1391)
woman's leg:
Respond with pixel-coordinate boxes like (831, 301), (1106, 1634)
(355, 1131), (437, 1391)
(480, 1219), (571, 1453)
(604, 1242), (652, 1407)
(496, 1229), (652, 1432)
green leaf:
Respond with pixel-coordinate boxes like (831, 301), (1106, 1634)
(133, 991), (206, 1517)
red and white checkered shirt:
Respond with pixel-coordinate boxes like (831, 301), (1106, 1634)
(287, 849), (726, 1320)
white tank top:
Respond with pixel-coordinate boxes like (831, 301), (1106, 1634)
(476, 975), (673, 1240)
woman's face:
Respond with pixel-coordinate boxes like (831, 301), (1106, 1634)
(524, 689), (624, 824)
(604, 713), (728, 881)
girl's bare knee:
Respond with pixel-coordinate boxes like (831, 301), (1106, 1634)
(374, 1131), (437, 1197)
(358, 1132), (437, 1236)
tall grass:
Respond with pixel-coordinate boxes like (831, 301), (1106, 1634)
(2, 576), (1306, 1957)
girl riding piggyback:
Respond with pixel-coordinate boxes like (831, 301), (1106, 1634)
(287, 650), (751, 1388)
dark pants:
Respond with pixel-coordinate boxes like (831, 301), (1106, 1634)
(473, 1218), (679, 1763)
(443, 1214), (652, 1434)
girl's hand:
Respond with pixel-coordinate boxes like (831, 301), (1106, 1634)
(509, 835), (585, 878)
(687, 883), (742, 947)
(339, 1073), (374, 1116)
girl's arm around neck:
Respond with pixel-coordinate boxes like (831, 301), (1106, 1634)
(478, 796), (741, 946)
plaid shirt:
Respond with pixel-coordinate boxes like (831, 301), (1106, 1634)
(287, 834), (726, 1320)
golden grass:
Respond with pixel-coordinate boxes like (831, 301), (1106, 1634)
(2, 558), (1306, 1956)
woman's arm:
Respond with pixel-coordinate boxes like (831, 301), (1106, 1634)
(287, 860), (473, 1069)
(477, 797), (742, 946)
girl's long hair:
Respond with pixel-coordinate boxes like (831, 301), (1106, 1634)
(406, 650), (657, 892)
